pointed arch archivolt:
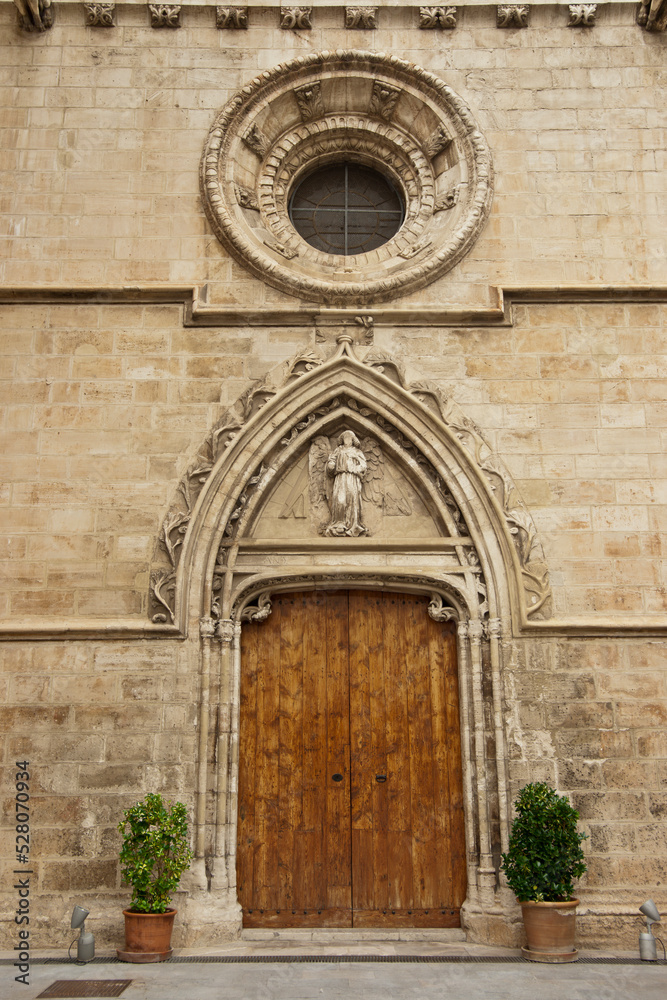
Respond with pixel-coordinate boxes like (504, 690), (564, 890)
(148, 337), (551, 635)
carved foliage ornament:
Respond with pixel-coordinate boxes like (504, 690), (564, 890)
(496, 4), (530, 27)
(149, 3), (181, 27)
(280, 6), (312, 29)
(419, 6), (457, 28)
(568, 3), (597, 25)
(149, 341), (551, 625)
(85, 2), (115, 26)
(345, 6), (377, 28)
(200, 51), (493, 305)
(216, 5), (247, 28)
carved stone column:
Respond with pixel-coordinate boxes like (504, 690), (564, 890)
(467, 618), (494, 892)
(486, 616), (510, 855)
(196, 616), (215, 860)
(212, 618), (234, 890)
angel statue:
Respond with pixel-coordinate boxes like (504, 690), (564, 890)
(323, 430), (369, 536)
(309, 430), (411, 537)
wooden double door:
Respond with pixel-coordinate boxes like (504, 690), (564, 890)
(237, 590), (466, 927)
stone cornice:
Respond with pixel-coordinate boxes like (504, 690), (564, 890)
(1, 283), (667, 328)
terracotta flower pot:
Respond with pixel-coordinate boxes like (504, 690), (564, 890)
(117, 908), (176, 963)
(520, 899), (579, 963)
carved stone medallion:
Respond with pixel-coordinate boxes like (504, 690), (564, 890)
(200, 50), (493, 305)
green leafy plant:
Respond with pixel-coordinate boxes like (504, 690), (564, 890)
(501, 782), (587, 902)
(118, 793), (194, 913)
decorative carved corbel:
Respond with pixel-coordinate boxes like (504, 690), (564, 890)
(496, 4), (530, 27)
(428, 593), (459, 623)
(216, 5), (247, 28)
(280, 5), (312, 28)
(242, 123), (271, 159)
(345, 5), (377, 28)
(294, 82), (324, 121)
(14, 0), (53, 31)
(369, 81), (401, 121)
(568, 3), (597, 24)
(434, 187), (460, 212)
(235, 185), (259, 211)
(419, 5), (457, 28)
(425, 124), (453, 159)
(264, 237), (299, 260)
(240, 592), (273, 623)
(637, 0), (667, 29)
(84, 2), (115, 26)
(149, 3), (181, 27)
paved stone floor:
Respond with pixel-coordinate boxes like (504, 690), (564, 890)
(3, 950), (666, 1000)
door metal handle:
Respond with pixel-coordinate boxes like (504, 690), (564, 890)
(332, 773), (343, 782)
(375, 774), (387, 783)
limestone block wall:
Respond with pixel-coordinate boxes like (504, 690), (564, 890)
(1, 0), (666, 953)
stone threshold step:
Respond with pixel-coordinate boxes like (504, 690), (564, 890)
(242, 928), (467, 943)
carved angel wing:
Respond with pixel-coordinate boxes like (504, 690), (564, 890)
(309, 435), (333, 507)
(360, 437), (384, 507)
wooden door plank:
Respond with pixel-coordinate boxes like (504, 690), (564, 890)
(427, 615), (453, 906)
(277, 593), (304, 912)
(325, 591), (352, 920)
(442, 622), (466, 905)
(385, 594), (413, 911)
(405, 595), (438, 909)
(369, 592), (389, 912)
(302, 592), (327, 910)
(256, 600), (282, 911)
(349, 590), (373, 912)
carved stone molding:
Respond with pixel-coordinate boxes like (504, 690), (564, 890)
(149, 3), (181, 27)
(85, 2), (115, 26)
(240, 591), (273, 623)
(637, 0), (667, 29)
(345, 6), (377, 28)
(428, 593), (459, 622)
(216, 5), (247, 29)
(419, 6), (457, 28)
(14, 0), (53, 30)
(280, 5), (312, 29)
(200, 50), (494, 305)
(496, 4), (530, 27)
(568, 2), (597, 24)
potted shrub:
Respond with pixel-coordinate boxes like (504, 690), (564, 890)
(116, 792), (193, 963)
(501, 781), (587, 963)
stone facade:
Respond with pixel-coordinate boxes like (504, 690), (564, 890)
(1, 0), (666, 953)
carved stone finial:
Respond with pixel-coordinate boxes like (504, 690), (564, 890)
(496, 4), (530, 27)
(149, 3), (181, 27)
(419, 5), (457, 28)
(294, 82), (324, 120)
(345, 5), (377, 28)
(216, 5), (247, 28)
(14, 0), (53, 31)
(85, 2), (115, 26)
(280, 5), (312, 28)
(369, 81), (401, 120)
(568, 2), (597, 24)
(637, 0), (667, 29)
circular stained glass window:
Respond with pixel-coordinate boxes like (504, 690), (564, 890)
(289, 163), (404, 256)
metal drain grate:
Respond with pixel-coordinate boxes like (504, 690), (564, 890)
(37, 982), (132, 998)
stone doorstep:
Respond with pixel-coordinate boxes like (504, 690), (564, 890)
(241, 928), (467, 942)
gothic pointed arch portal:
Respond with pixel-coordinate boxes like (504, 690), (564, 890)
(148, 335), (552, 933)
